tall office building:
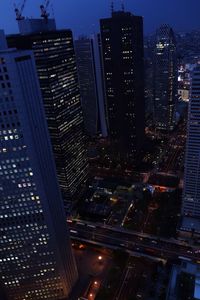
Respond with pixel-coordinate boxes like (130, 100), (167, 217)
(144, 37), (154, 122)
(92, 33), (108, 137)
(0, 31), (78, 300)
(100, 10), (145, 161)
(75, 35), (108, 137)
(153, 25), (177, 131)
(8, 19), (89, 208)
(182, 66), (200, 220)
(75, 36), (99, 137)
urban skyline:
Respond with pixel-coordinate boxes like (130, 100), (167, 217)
(0, 0), (199, 37)
(1, 1), (200, 300)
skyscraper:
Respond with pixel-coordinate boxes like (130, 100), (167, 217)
(0, 31), (78, 300)
(75, 36), (99, 137)
(75, 35), (108, 138)
(153, 25), (177, 131)
(8, 19), (89, 208)
(92, 33), (108, 137)
(144, 37), (154, 123)
(182, 66), (200, 220)
(100, 10), (145, 161)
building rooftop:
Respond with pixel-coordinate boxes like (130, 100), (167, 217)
(17, 18), (56, 35)
(167, 262), (200, 300)
(181, 216), (200, 234)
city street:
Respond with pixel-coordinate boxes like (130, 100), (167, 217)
(69, 220), (200, 262)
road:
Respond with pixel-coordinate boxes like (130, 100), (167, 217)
(69, 220), (200, 262)
(114, 261), (135, 300)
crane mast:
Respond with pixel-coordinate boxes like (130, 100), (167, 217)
(14, 0), (27, 21)
(40, 0), (50, 20)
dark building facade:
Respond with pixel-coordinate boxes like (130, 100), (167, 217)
(153, 25), (177, 131)
(75, 36), (99, 137)
(92, 33), (108, 137)
(75, 35), (108, 138)
(182, 66), (200, 219)
(100, 11), (145, 161)
(7, 20), (89, 209)
(144, 36), (155, 124)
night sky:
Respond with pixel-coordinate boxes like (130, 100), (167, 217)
(0, 0), (199, 37)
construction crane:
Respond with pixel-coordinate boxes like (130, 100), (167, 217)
(14, 0), (27, 21)
(40, 0), (50, 21)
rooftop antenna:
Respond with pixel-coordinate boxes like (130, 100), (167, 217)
(40, 0), (50, 22)
(14, 0), (27, 21)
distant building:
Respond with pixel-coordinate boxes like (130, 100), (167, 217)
(182, 66), (200, 225)
(8, 19), (89, 209)
(177, 64), (192, 102)
(0, 31), (77, 300)
(75, 35), (108, 137)
(92, 33), (108, 137)
(153, 25), (177, 131)
(144, 36), (154, 122)
(100, 10), (145, 161)
(75, 36), (99, 136)
(176, 30), (200, 65)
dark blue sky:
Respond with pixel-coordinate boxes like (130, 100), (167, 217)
(0, 0), (199, 37)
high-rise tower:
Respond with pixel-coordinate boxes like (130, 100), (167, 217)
(153, 25), (177, 131)
(8, 19), (89, 209)
(92, 33), (108, 137)
(0, 31), (78, 300)
(75, 36), (99, 137)
(74, 35), (108, 137)
(182, 66), (200, 220)
(100, 10), (145, 161)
